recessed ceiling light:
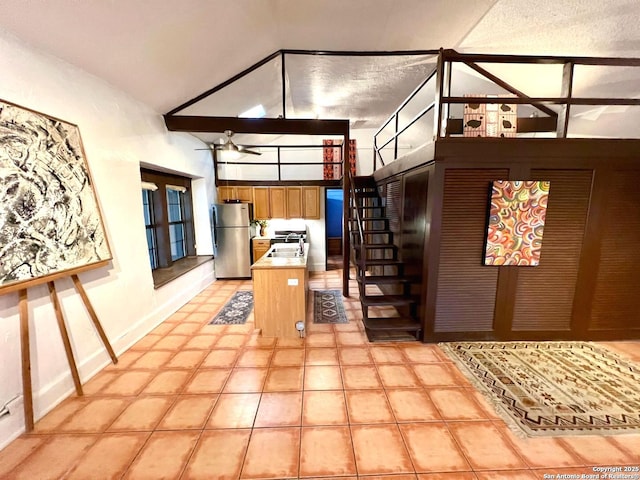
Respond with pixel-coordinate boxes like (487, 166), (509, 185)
(239, 104), (266, 118)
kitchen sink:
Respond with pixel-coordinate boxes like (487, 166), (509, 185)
(267, 250), (303, 258)
(272, 244), (300, 252)
(267, 244), (304, 258)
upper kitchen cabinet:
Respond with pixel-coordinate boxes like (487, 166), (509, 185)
(269, 187), (287, 218)
(286, 187), (303, 218)
(253, 187), (270, 219)
(302, 186), (320, 219)
(217, 186), (253, 203)
(252, 185), (320, 219)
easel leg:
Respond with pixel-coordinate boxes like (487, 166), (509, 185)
(71, 275), (118, 365)
(19, 290), (34, 432)
(47, 282), (83, 396)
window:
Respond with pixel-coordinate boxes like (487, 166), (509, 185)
(140, 169), (195, 271)
(166, 186), (187, 261)
(141, 188), (158, 269)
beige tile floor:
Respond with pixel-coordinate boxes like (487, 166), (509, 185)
(1, 267), (640, 479)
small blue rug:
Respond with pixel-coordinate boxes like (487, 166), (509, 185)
(210, 291), (253, 325)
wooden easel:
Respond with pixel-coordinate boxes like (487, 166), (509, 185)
(18, 274), (118, 431)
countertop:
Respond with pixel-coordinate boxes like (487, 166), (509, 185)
(251, 243), (309, 270)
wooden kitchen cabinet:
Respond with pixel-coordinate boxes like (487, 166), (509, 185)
(236, 186), (253, 202)
(286, 187), (303, 218)
(253, 187), (270, 219)
(252, 238), (271, 263)
(269, 187), (287, 218)
(217, 186), (234, 202)
(251, 185), (321, 219)
(217, 186), (253, 203)
(302, 186), (320, 219)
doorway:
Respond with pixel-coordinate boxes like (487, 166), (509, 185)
(325, 187), (343, 270)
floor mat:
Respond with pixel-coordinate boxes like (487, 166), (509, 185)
(313, 289), (348, 324)
(210, 291), (253, 325)
(439, 341), (640, 437)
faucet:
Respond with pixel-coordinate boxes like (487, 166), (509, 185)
(298, 237), (305, 256)
(285, 232), (300, 243)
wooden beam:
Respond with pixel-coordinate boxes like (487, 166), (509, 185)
(166, 51), (282, 115)
(557, 62), (575, 138)
(19, 289), (34, 432)
(432, 49), (445, 140)
(72, 275), (118, 365)
(462, 61), (558, 119)
(442, 49), (640, 67)
(167, 49), (439, 116)
(164, 115), (350, 136)
(215, 179), (341, 187)
(443, 96), (640, 106)
(47, 282), (83, 396)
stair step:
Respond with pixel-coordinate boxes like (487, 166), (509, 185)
(349, 215), (389, 221)
(350, 230), (393, 236)
(361, 295), (417, 307)
(357, 275), (411, 285)
(361, 244), (396, 251)
(355, 191), (380, 198)
(357, 258), (403, 267)
(353, 175), (376, 186)
(363, 317), (422, 331)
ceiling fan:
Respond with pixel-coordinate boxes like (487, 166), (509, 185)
(207, 130), (262, 156)
(196, 131), (343, 155)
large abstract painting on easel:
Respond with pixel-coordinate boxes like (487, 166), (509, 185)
(0, 100), (111, 293)
(1, 100), (116, 433)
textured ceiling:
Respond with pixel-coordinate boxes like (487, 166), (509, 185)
(1, 0), (639, 145)
(0, 0), (496, 114)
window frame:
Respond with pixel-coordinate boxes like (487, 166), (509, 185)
(141, 169), (196, 270)
(141, 188), (159, 269)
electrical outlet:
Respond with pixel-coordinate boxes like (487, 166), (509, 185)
(288, 279), (298, 286)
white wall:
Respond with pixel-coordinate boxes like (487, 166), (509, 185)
(0, 28), (216, 448)
(266, 201), (327, 272)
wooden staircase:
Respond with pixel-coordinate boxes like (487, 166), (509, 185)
(349, 175), (422, 342)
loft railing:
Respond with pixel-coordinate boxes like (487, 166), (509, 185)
(373, 49), (640, 171)
(213, 145), (344, 185)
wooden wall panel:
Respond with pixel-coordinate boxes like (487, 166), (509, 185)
(401, 169), (429, 277)
(386, 180), (402, 235)
(590, 170), (640, 331)
(434, 169), (507, 332)
(512, 169), (593, 331)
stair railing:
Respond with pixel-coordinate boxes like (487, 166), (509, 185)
(347, 170), (366, 273)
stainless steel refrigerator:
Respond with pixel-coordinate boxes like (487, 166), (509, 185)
(213, 203), (253, 278)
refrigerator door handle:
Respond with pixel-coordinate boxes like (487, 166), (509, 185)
(212, 207), (218, 249)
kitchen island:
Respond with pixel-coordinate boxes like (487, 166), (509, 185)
(251, 243), (309, 338)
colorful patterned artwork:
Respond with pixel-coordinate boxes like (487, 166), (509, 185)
(484, 180), (550, 266)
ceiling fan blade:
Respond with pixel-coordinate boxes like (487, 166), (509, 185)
(238, 146), (261, 155)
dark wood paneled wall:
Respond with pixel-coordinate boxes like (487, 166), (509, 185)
(589, 170), (640, 332)
(512, 169), (593, 333)
(374, 138), (640, 343)
(421, 139), (640, 342)
(435, 169), (507, 333)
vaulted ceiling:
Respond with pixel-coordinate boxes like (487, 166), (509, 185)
(1, 0), (639, 142)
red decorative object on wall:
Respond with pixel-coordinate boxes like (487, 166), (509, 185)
(349, 139), (357, 176)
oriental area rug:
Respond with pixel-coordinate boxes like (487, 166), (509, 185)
(313, 290), (348, 324)
(439, 341), (640, 437)
(210, 291), (253, 325)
